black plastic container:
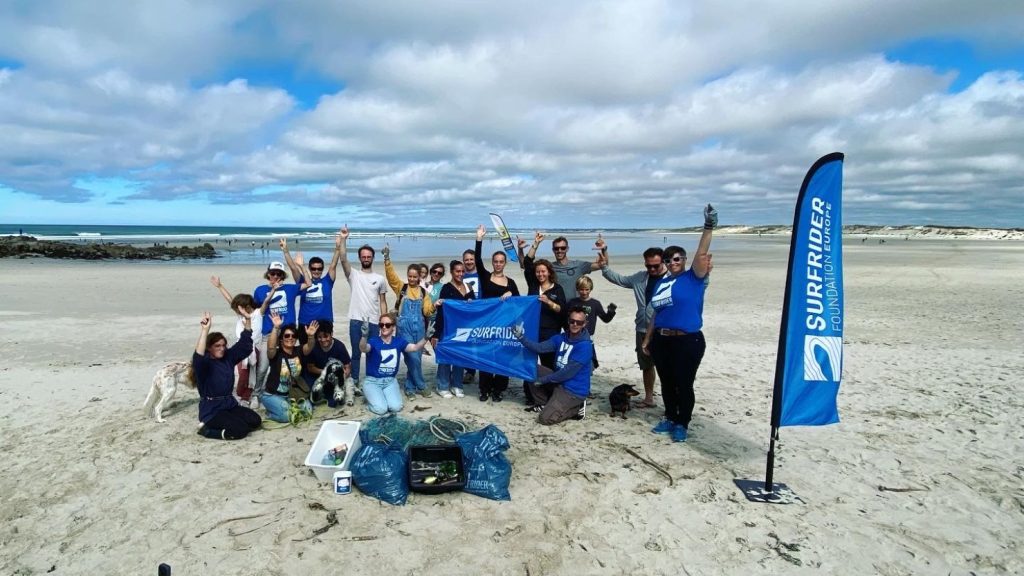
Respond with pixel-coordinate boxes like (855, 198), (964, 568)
(408, 444), (466, 494)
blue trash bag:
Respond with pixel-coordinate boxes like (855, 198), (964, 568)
(455, 424), (512, 501)
(350, 430), (409, 505)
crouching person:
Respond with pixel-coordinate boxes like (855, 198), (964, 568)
(359, 312), (428, 415)
(191, 311), (262, 440)
(513, 306), (594, 425)
(261, 314), (317, 423)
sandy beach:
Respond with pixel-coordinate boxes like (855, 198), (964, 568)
(2, 238), (1023, 575)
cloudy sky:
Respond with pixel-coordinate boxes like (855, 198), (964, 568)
(1, 1), (1022, 229)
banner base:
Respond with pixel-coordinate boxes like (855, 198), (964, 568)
(733, 479), (803, 505)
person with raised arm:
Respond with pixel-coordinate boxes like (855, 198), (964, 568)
(281, 230), (343, 341)
(519, 231), (567, 407)
(359, 313), (429, 415)
(642, 204), (717, 443)
(382, 244), (435, 399)
(473, 224), (521, 402)
(190, 312), (262, 440)
(338, 225), (388, 386)
(209, 275), (276, 406)
(261, 314), (317, 423)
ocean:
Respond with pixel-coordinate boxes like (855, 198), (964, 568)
(0, 223), (790, 265)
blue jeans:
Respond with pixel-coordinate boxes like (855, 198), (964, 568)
(363, 376), (403, 415)
(402, 349), (426, 393)
(436, 364), (464, 392)
(348, 320), (380, 381)
(260, 393), (312, 424)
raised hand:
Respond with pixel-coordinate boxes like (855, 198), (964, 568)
(335, 227), (344, 248)
(270, 312), (283, 328)
(516, 235), (527, 249)
(360, 321), (369, 338)
(200, 311), (212, 328)
(594, 233), (606, 252)
(534, 231), (545, 245)
(306, 320), (319, 338)
(340, 225), (350, 241)
(704, 203), (718, 229)
(279, 237), (288, 250)
(381, 244), (390, 259)
(294, 251), (304, 268)
(209, 275), (221, 287)
(476, 224), (486, 241)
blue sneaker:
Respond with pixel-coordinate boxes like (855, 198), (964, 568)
(671, 424), (688, 443)
(651, 419), (674, 435)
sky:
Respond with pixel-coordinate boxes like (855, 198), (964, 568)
(1, 1), (1023, 229)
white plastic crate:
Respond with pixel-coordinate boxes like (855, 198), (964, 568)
(304, 420), (362, 483)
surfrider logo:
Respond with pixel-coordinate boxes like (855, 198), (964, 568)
(651, 279), (675, 308)
(804, 335), (842, 382)
(452, 328), (473, 343)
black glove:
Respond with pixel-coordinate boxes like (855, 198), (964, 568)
(511, 323), (524, 340)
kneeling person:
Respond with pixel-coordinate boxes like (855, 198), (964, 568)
(514, 306), (594, 425)
(359, 313), (428, 415)
(305, 320), (353, 407)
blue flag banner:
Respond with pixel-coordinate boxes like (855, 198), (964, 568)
(435, 297), (539, 380)
(775, 153), (845, 427)
(489, 212), (519, 263)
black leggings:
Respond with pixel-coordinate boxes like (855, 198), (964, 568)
(203, 406), (262, 440)
(479, 372), (509, 395)
(651, 331), (706, 428)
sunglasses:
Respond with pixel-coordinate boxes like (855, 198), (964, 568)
(553, 246), (568, 251)
(310, 267), (324, 272)
(379, 322), (394, 328)
(568, 319), (586, 326)
(645, 263), (662, 270)
(670, 256), (686, 263)
(282, 333), (297, 339)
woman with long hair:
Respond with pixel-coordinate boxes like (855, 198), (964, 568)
(382, 245), (435, 398)
(474, 224), (521, 402)
(431, 259), (475, 398)
(520, 231), (567, 407)
(261, 314), (317, 423)
(190, 312), (262, 440)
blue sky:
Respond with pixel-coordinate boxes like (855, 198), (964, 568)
(1, 1), (1023, 228)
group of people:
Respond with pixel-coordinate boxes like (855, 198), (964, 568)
(189, 205), (717, 442)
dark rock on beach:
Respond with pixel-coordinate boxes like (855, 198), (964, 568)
(0, 236), (217, 260)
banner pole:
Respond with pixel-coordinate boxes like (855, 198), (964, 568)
(764, 426), (778, 493)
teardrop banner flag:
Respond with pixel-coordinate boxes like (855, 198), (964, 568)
(735, 151), (844, 504)
(776, 152), (845, 427)
(489, 212), (519, 263)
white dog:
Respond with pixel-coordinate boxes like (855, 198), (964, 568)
(142, 362), (193, 423)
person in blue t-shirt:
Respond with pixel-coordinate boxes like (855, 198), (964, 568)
(642, 204), (717, 443)
(252, 261), (306, 400)
(281, 232), (343, 341)
(514, 306), (594, 425)
(358, 312), (428, 415)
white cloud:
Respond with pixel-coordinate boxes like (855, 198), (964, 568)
(1, 1), (1023, 226)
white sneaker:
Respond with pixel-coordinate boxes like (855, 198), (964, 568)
(438, 390), (454, 399)
(453, 388), (465, 398)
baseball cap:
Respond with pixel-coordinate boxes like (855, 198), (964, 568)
(267, 261), (287, 272)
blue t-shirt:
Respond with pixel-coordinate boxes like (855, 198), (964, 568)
(298, 274), (336, 324)
(365, 335), (410, 378)
(253, 283), (301, 335)
(550, 333), (594, 398)
(651, 270), (706, 333)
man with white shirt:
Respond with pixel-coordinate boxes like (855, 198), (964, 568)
(339, 226), (388, 384)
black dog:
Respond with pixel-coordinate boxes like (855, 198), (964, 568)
(609, 384), (640, 419)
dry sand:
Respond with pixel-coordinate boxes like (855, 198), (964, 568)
(1, 239), (1023, 575)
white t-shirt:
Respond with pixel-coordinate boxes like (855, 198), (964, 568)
(346, 268), (387, 322)
(235, 310), (263, 366)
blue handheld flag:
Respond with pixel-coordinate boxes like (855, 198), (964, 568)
(435, 297), (539, 381)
